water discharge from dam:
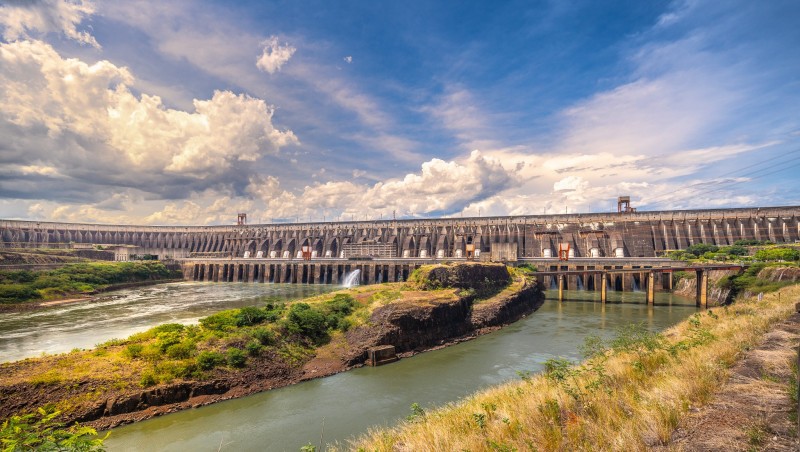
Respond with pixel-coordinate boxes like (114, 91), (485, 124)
(101, 288), (696, 452)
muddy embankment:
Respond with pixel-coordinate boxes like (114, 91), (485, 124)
(1, 264), (544, 430)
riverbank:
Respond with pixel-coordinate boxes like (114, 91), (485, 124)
(349, 283), (800, 451)
(0, 263), (543, 430)
(0, 278), (186, 313)
(0, 261), (182, 311)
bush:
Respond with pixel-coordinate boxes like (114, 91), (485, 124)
(719, 245), (748, 256)
(754, 248), (800, 262)
(685, 243), (718, 257)
(140, 372), (157, 387)
(0, 284), (42, 303)
(284, 303), (330, 345)
(251, 327), (276, 346)
(199, 310), (238, 332)
(235, 306), (268, 327)
(124, 344), (144, 359)
(245, 341), (263, 356)
(165, 342), (195, 359)
(0, 407), (107, 451)
(196, 351), (226, 370)
(226, 348), (247, 368)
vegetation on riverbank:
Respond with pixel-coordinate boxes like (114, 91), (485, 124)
(0, 261), (180, 304)
(349, 283), (800, 451)
(667, 241), (800, 264)
(1, 263), (525, 431)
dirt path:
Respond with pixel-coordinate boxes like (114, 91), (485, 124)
(665, 307), (800, 451)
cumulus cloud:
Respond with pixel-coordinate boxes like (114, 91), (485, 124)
(343, 56), (352, 64)
(0, 0), (99, 48)
(256, 36), (296, 74)
(248, 150), (518, 219)
(0, 39), (297, 200)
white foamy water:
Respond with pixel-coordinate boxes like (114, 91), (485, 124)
(0, 282), (335, 363)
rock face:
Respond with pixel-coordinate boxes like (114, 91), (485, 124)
(414, 263), (512, 292)
(674, 269), (740, 306)
(345, 264), (543, 364)
(757, 267), (800, 283)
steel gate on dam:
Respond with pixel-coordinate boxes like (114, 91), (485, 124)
(1, 206), (799, 260)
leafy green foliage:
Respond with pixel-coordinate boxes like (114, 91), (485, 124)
(734, 239), (773, 246)
(754, 247), (800, 262)
(283, 296), (356, 345)
(284, 303), (330, 345)
(226, 348), (247, 368)
(0, 407), (107, 451)
(196, 351), (226, 370)
(406, 403), (426, 422)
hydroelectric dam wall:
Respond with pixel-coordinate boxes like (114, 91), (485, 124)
(1, 206), (799, 261)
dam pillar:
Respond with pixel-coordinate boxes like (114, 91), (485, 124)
(558, 274), (564, 302)
(646, 271), (655, 305)
(600, 273), (607, 303)
(696, 269), (708, 309)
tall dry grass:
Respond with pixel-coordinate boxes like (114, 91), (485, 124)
(348, 285), (800, 451)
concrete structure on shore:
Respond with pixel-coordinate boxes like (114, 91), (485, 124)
(2, 206), (798, 261)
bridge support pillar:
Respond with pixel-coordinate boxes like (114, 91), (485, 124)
(647, 271), (655, 305)
(600, 273), (607, 304)
(696, 269), (708, 309)
(558, 274), (564, 302)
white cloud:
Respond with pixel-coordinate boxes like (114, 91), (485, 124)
(0, 40), (297, 182)
(343, 56), (352, 64)
(0, 0), (99, 48)
(256, 36), (296, 74)
(249, 150), (518, 219)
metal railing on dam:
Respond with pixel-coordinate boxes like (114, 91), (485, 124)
(2, 205), (799, 261)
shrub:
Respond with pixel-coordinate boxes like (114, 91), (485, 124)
(165, 342), (195, 359)
(155, 331), (184, 353)
(251, 327), (276, 346)
(0, 284), (41, 303)
(754, 248), (800, 262)
(685, 243), (718, 257)
(140, 372), (157, 387)
(719, 244), (748, 256)
(124, 344), (144, 359)
(199, 310), (238, 332)
(284, 303), (330, 345)
(226, 348), (247, 368)
(235, 306), (268, 327)
(196, 351), (226, 370)
(0, 407), (107, 451)
(245, 341), (263, 356)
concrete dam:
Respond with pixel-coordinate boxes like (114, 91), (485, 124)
(2, 206), (798, 261)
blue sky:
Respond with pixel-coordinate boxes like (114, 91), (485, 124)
(0, 0), (798, 225)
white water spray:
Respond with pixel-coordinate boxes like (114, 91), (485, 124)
(343, 269), (361, 288)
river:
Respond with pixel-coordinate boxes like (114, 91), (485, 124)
(101, 288), (696, 451)
(0, 282), (335, 363)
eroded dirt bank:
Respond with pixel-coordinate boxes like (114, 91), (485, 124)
(0, 263), (543, 430)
